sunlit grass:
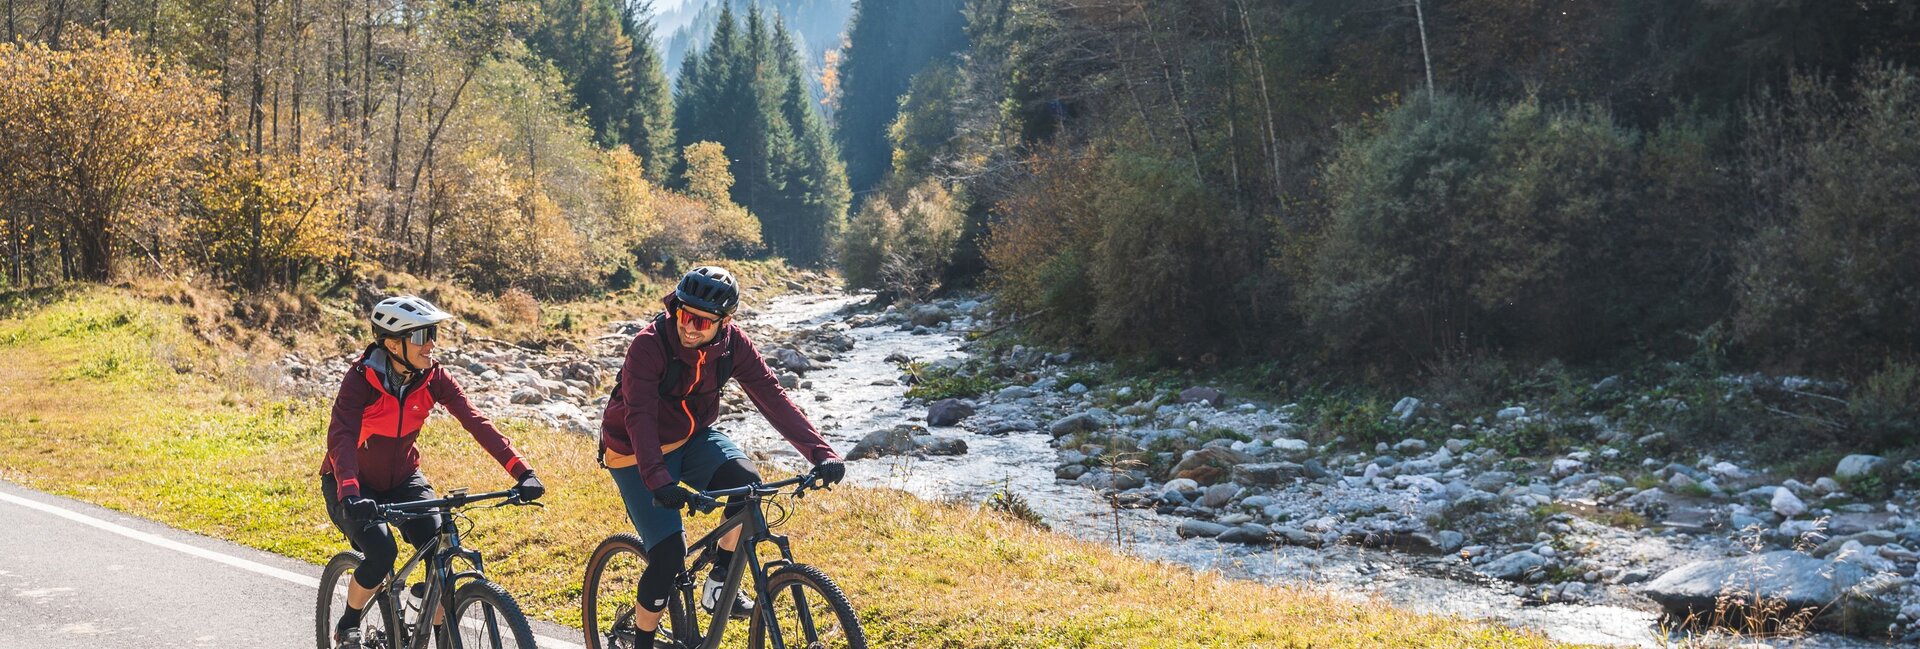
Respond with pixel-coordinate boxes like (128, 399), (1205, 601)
(0, 286), (1583, 648)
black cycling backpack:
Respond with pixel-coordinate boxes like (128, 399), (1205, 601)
(608, 311), (733, 406)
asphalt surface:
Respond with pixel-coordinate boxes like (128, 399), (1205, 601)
(0, 479), (581, 649)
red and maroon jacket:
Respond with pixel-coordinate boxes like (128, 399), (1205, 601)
(321, 345), (531, 499)
(600, 297), (839, 491)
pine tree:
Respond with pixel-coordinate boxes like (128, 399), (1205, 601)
(774, 19), (849, 264)
(834, 0), (969, 199)
(667, 5), (848, 264)
(527, 0), (633, 147)
(620, 0), (677, 181)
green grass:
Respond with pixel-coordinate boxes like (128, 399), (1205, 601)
(0, 285), (1583, 648)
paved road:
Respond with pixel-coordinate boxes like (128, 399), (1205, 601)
(0, 479), (581, 649)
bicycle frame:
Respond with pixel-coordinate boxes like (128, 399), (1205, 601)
(670, 476), (817, 649)
(370, 488), (517, 649)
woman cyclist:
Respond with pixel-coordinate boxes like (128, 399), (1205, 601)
(320, 295), (546, 648)
(600, 266), (845, 649)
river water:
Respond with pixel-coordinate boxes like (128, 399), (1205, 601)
(716, 292), (1881, 649)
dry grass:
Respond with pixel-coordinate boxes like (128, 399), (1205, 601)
(0, 285), (1581, 648)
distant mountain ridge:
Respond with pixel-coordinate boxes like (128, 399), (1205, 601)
(660, 0), (853, 105)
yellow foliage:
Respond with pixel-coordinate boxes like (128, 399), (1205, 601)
(0, 31), (219, 280)
(187, 146), (354, 287)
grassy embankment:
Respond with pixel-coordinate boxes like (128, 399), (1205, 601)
(0, 283), (1578, 648)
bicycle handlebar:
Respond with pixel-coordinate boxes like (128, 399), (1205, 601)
(685, 470), (824, 514)
(373, 487), (527, 521)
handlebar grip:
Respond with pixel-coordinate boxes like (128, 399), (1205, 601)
(688, 494), (723, 514)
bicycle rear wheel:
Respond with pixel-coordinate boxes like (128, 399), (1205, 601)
(317, 552), (400, 649)
(446, 579), (536, 649)
(747, 564), (865, 649)
(582, 533), (688, 649)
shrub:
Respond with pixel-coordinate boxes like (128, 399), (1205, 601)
(1734, 62), (1920, 369)
(1304, 93), (1720, 370)
(838, 178), (964, 298)
(1848, 360), (1920, 451)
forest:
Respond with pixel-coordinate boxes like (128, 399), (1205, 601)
(5, 0), (1920, 435)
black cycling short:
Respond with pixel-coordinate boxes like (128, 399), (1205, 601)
(321, 471), (441, 589)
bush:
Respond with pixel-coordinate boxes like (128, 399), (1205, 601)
(1085, 148), (1267, 360)
(985, 142), (1279, 360)
(186, 146), (353, 290)
(1734, 62), (1920, 369)
(0, 32), (218, 283)
(1848, 360), (1920, 451)
(1304, 93), (1722, 371)
(982, 145), (1103, 342)
(838, 178), (964, 298)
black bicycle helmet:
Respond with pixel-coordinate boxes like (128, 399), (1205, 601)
(675, 266), (739, 316)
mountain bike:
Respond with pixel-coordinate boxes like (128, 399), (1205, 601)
(581, 470), (865, 649)
(316, 486), (540, 649)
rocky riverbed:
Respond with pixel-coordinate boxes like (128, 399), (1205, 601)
(283, 289), (1918, 647)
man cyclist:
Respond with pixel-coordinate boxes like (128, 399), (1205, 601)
(320, 296), (546, 648)
(600, 266), (845, 648)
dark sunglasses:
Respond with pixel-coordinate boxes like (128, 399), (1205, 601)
(677, 307), (722, 332)
(390, 325), (438, 345)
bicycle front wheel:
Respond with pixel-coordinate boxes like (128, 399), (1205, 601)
(316, 552), (400, 649)
(747, 564), (866, 649)
(445, 579), (537, 649)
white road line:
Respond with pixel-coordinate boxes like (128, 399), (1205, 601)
(0, 489), (585, 649)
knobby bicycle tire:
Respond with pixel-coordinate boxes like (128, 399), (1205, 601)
(318, 552), (401, 649)
(446, 579), (537, 649)
(747, 563), (866, 649)
(583, 533), (687, 649)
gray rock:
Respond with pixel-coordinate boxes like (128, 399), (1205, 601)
(1048, 412), (1109, 438)
(1393, 438), (1429, 454)
(1772, 487), (1808, 518)
(1231, 462), (1306, 486)
(1592, 375), (1622, 393)
(1269, 438), (1311, 458)
(916, 435), (968, 456)
(1641, 551), (1898, 635)
(847, 427), (920, 460)
(1054, 464), (1086, 480)
(1177, 520), (1229, 539)
(927, 399), (974, 426)
(1273, 527), (1320, 547)
(1199, 484), (1242, 509)
(1836, 454), (1887, 481)
(771, 347), (816, 373)
(1470, 472), (1517, 492)
(1217, 525), (1273, 545)
(1812, 531), (1900, 559)
(510, 387), (545, 405)
(1496, 406), (1527, 420)
(1179, 387), (1225, 406)
(995, 385), (1035, 401)
(909, 304), (950, 327)
(1480, 551), (1550, 581)
(1392, 397), (1421, 422)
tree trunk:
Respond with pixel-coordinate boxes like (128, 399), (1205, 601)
(291, 0), (303, 153)
(1234, 0), (1283, 210)
(1414, 0), (1435, 100)
(250, 0), (270, 290)
(382, 6), (407, 244)
(1132, 0), (1204, 184)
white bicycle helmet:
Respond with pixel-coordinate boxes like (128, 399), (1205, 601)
(370, 295), (455, 338)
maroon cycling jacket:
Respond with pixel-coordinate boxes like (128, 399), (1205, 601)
(321, 345), (531, 499)
(600, 297), (839, 491)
